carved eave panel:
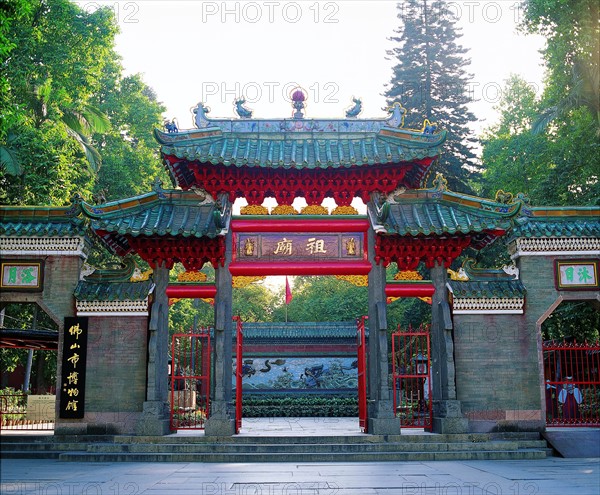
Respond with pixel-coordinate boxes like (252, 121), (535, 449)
(0, 236), (89, 259)
(509, 237), (600, 259)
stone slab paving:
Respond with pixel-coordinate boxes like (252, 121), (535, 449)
(2, 457), (599, 495)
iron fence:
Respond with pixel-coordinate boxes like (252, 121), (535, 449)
(0, 392), (55, 431)
(392, 324), (432, 430)
(170, 330), (211, 430)
(543, 340), (600, 427)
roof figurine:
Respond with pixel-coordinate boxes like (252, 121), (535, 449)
(385, 102), (407, 128)
(192, 101), (211, 128)
(234, 97), (253, 118)
(290, 87), (307, 119)
(345, 97), (362, 118)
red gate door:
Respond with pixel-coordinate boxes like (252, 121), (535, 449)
(234, 316), (243, 433)
(392, 324), (432, 430)
(170, 330), (211, 430)
(543, 340), (600, 427)
(357, 316), (368, 432)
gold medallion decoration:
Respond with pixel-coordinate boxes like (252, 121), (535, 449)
(301, 204), (328, 215)
(232, 275), (266, 288)
(335, 275), (368, 287)
(447, 268), (468, 281)
(345, 238), (357, 255)
(241, 204), (269, 215)
(332, 205), (359, 215)
(271, 204), (298, 215)
(394, 270), (423, 281)
(177, 271), (207, 282)
(244, 238), (256, 256)
(130, 268), (153, 282)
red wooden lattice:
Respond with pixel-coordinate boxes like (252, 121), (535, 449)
(128, 236), (225, 270)
(375, 235), (472, 270)
(392, 324), (432, 430)
(543, 340), (600, 427)
(178, 161), (432, 206)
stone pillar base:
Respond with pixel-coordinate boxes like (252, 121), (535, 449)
(432, 416), (469, 434)
(432, 399), (468, 434)
(205, 417), (235, 436)
(135, 400), (171, 436)
(368, 417), (401, 435)
(367, 399), (401, 435)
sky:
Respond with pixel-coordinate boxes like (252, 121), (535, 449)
(70, 1), (548, 291)
(74, 1), (546, 134)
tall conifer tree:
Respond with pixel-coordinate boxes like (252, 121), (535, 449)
(385, 0), (479, 192)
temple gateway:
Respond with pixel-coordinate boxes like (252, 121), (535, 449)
(1, 93), (599, 444)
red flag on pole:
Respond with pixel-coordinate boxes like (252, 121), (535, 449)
(285, 276), (293, 305)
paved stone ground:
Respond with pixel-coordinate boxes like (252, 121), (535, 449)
(2, 420), (599, 494)
(2, 457), (599, 495)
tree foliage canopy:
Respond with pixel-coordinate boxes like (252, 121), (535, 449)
(385, 0), (480, 192)
(0, 0), (169, 205)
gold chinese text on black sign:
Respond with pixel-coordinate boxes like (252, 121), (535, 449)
(60, 317), (88, 419)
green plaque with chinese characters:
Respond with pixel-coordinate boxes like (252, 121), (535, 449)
(0, 261), (44, 291)
(555, 259), (599, 290)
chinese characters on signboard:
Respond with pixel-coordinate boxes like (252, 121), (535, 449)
(555, 260), (599, 290)
(0, 261), (43, 291)
(238, 233), (363, 261)
(59, 317), (88, 419)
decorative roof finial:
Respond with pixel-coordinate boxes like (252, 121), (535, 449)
(152, 177), (166, 198)
(192, 102), (211, 128)
(345, 97), (362, 118)
(385, 102), (406, 128)
(290, 87), (307, 119)
(234, 97), (253, 118)
(432, 172), (448, 192)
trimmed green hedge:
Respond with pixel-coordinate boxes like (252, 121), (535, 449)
(237, 395), (358, 417)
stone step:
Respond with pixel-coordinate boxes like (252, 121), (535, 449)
(59, 449), (548, 463)
(85, 440), (523, 454)
(1, 432), (551, 462)
(115, 433), (497, 444)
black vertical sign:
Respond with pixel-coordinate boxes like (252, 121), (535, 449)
(59, 316), (88, 419)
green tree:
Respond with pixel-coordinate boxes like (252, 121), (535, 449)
(521, 0), (599, 134)
(0, 0), (117, 203)
(480, 75), (552, 202)
(92, 68), (169, 201)
(277, 276), (367, 322)
(384, 0), (479, 192)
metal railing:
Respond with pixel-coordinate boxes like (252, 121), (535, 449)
(170, 330), (211, 430)
(0, 392), (55, 431)
(543, 340), (600, 427)
(392, 324), (432, 430)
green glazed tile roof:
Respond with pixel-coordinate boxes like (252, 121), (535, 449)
(155, 120), (446, 169)
(241, 322), (362, 339)
(80, 189), (231, 239)
(447, 279), (525, 299)
(0, 206), (87, 237)
(509, 207), (600, 240)
(370, 183), (522, 239)
(74, 279), (154, 302)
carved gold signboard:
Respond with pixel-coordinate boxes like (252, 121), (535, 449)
(59, 317), (88, 419)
